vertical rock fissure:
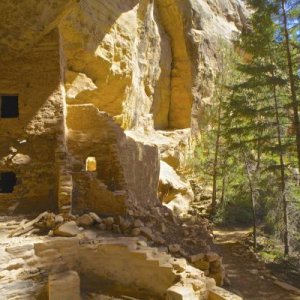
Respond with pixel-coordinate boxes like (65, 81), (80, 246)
(155, 0), (193, 130)
(151, 2), (172, 130)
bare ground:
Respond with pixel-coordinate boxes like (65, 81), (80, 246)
(213, 228), (300, 300)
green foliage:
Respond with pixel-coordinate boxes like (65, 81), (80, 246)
(215, 193), (254, 225)
(194, 0), (300, 255)
(259, 249), (284, 261)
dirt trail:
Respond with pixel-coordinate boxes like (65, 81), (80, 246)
(213, 228), (300, 300)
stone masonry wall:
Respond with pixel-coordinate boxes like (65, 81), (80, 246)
(66, 104), (160, 215)
(0, 30), (64, 214)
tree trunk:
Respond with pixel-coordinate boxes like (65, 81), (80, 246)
(220, 175), (226, 205)
(211, 100), (222, 214)
(281, 0), (300, 172)
(271, 67), (289, 255)
(242, 150), (257, 250)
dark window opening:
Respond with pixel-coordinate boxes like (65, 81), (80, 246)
(1, 95), (19, 118)
(0, 172), (17, 193)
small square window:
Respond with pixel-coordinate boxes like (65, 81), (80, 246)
(1, 95), (19, 118)
(86, 157), (97, 171)
(0, 172), (17, 193)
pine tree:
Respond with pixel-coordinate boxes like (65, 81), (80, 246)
(222, 0), (292, 253)
(211, 44), (232, 214)
(278, 0), (300, 172)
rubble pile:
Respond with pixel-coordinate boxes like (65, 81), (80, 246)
(9, 208), (225, 286)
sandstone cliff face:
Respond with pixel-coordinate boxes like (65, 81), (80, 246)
(0, 0), (247, 214)
(59, 0), (247, 131)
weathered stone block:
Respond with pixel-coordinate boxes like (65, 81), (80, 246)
(167, 285), (198, 300)
(54, 221), (79, 237)
(48, 271), (80, 300)
(76, 214), (94, 227)
(208, 286), (242, 300)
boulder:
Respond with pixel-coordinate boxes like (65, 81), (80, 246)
(54, 221), (80, 237)
(44, 213), (56, 229)
(131, 228), (141, 236)
(114, 215), (125, 226)
(55, 215), (64, 224)
(169, 244), (181, 253)
(112, 224), (121, 234)
(133, 219), (144, 227)
(89, 212), (102, 223)
(159, 161), (191, 202)
(206, 252), (220, 263)
(154, 235), (166, 245)
(11, 153), (31, 165)
(76, 214), (94, 227)
(103, 217), (114, 226)
(140, 227), (154, 240)
(120, 219), (131, 232)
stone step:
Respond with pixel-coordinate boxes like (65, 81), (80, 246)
(147, 252), (173, 267)
(5, 244), (34, 255)
(208, 287), (243, 300)
(129, 249), (149, 260)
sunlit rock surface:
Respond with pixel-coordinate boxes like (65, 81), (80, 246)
(0, 0), (248, 214)
(0, 1), (248, 298)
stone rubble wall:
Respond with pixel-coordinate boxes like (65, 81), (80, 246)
(66, 104), (160, 214)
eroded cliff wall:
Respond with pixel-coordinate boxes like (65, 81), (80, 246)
(0, 0), (248, 215)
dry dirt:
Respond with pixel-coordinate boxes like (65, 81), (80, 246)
(213, 228), (300, 300)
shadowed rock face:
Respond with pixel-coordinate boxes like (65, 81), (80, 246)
(0, 0), (247, 128)
(0, 0), (248, 215)
(0, 0), (75, 60)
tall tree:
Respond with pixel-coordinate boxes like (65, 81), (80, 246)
(222, 0), (292, 253)
(279, 0), (300, 172)
(211, 48), (229, 214)
(270, 60), (290, 255)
